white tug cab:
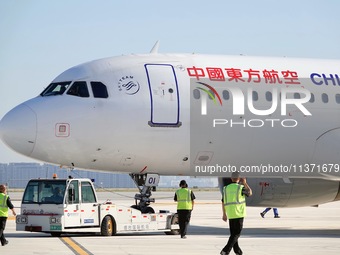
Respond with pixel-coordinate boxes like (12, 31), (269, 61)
(16, 175), (179, 236)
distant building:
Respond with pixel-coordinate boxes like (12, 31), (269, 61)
(0, 163), (218, 189)
(0, 163), (134, 188)
(159, 176), (218, 188)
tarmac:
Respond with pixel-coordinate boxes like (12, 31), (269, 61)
(2, 190), (340, 255)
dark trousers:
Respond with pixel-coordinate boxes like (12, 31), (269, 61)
(263, 207), (279, 216)
(0, 217), (8, 245)
(177, 210), (192, 237)
(222, 218), (244, 254)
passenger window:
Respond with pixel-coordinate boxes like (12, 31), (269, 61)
(193, 89), (200, 99)
(336, 94), (340, 104)
(294, 93), (301, 99)
(81, 182), (96, 203)
(208, 90), (215, 100)
(222, 90), (230, 100)
(67, 81), (89, 98)
(309, 93), (315, 103)
(265, 91), (272, 102)
(91, 82), (108, 98)
(322, 93), (329, 103)
(252, 91), (258, 101)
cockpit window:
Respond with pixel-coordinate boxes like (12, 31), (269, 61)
(67, 81), (90, 98)
(91, 82), (108, 98)
(40, 81), (71, 96)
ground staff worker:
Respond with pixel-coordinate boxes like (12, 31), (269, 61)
(174, 180), (196, 239)
(220, 172), (252, 255)
(0, 184), (16, 246)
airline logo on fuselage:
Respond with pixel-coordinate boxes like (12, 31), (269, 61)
(310, 73), (340, 86)
(188, 66), (340, 86)
(118, 75), (140, 95)
(187, 66), (300, 84)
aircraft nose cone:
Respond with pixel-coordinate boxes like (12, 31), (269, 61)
(0, 104), (37, 157)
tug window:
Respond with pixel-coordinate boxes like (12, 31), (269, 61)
(81, 182), (96, 203)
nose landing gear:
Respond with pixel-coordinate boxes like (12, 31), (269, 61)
(129, 173), (160, 213)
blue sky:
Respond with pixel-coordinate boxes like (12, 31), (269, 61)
(1, 0), (340, 163)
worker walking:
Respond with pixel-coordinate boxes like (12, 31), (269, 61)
(221, 172), (252, 255)
(0, 184), (16, 246)
(260, 207), (280, 218)
(174, 180), (196, 239)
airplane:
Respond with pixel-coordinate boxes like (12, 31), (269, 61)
(1, 42), (340, 212)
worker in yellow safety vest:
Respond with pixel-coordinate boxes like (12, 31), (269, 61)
(0, 184), (16, 246)
(174, 180), (196, 239)
(220, 172), (252, 255)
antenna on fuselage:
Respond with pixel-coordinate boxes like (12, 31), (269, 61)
(150, 40), (160, 54)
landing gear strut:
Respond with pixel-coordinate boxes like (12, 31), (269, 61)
(129, 173), (159, 213)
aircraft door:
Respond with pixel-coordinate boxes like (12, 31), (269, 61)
(145, 64), (181, 127)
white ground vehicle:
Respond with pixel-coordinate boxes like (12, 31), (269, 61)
(16, 177), (179, 236)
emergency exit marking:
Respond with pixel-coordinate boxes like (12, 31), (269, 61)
(55, 123), (70, 137)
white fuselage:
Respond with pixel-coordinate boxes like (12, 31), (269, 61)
(1, 53), (340, 178)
